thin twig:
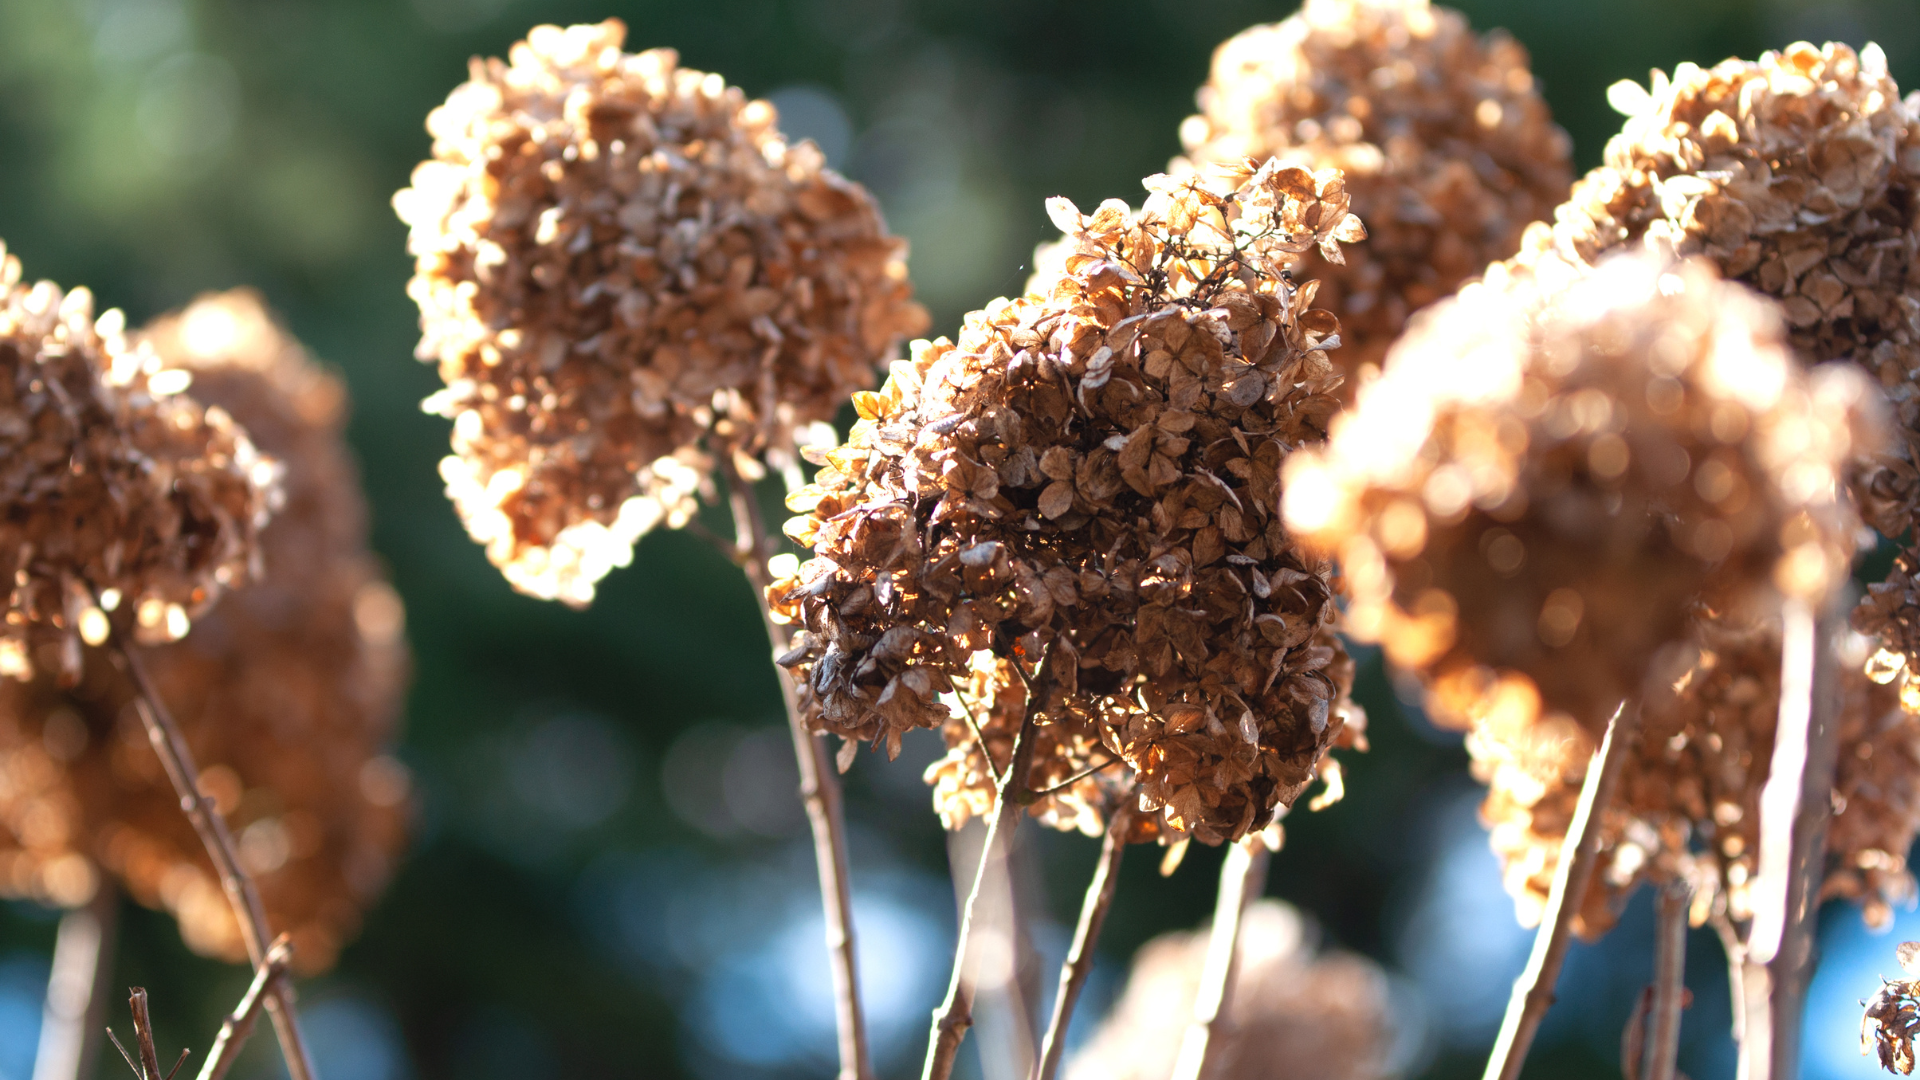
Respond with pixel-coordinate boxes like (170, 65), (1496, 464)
(33, 881), (118, 1080)
(1030, 756), (1122, 799)
(1171, 835), (1273, 1080)
(1739, 596), (1843, 1080)
(1621, 986), (1652, 1080)
(128, 989), (164, 1080)
(723, 462), (873, 1080)
(924, 670), (1047, 1080)
(1035, 801), (1133, 1080)
(1645, 881), (1690, 1080)
(951, 682), (1004, 788)
(105, 628), (316, 1080)
(196, 936), (294, 1080)
(1483, 700), (1640, 1080)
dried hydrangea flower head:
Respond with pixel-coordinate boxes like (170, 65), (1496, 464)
(1507, 41), (1920, 669)
(0, 241), (277, 682)
(1285, 251), (1878, 744)
(395, 19), (928, 606)
(1864, 941), (1920, 1075)
(0, 291), (410, 973)
(1065, 899), (1392, 1080)
(1477, 614), (1920, 936)
(774, 160), (1365, 844)
(1174, 0), (1572, 395)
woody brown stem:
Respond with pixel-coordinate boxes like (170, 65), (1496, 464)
(1171, 836), (1272, 1080)
(1034, 801), (1133, 1080)
(33, 881), (117, 1080)
(1738, 596), (1842, 1080)
(1645, 882), (1690, 1080)
(196, 936), (293, 1080)
(1483, 699), (1639, 1080)
(924, 675), (1045, 1080)
(106, 630), (316, 1080)
(128, 989), (163, 1080)
(724, 463), (873, 1080)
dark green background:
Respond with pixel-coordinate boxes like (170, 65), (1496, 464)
(1, 1), (1916, 1078)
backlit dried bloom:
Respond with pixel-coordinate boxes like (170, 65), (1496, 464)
(0, 292), (410, 974)
(1066, 899), (1392, 1080)
(1508, 41), (1920, 666)
(1285, 252), (1878, 744)
(1478, 616), (1920, 937)
(1175, 0), (1572, 394)
(775, 161), (1366, 844)
(1864, 942), (1920, 1075)
(0, 242), (276, 681)
(396, 19), (927, 606)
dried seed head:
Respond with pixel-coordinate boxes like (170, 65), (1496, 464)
(776, 161), (1366, 844)
(1066, 899), (1391, 1080)
(1863, 949), (1920, 1075)
(0, 292), (409, 974)
(0, 242), (277, 682)
(1174, 0), (1572, 396)
(1478, 615), (1920, 939)
(396, 19), (928, 607)
(1510, 41), (1920, 671)
(1285, 251), (1880, 739)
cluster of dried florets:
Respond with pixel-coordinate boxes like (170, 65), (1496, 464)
(773, 161), (1366, 844)
(1066, 899), (1391, 1080)
(0, 242), (277, 681)
(0, 292), (410, 973)
(1173, 0), (1572, 393)
(1863, 942), (1920, 1074)
(1285, 252), (1877, 746)
(1508, 41), (1920, 671)
(395, 19), (927, 606)
(1478, 614), (1920, 935)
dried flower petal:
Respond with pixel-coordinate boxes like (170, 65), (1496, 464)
(397, 19), (927, 606)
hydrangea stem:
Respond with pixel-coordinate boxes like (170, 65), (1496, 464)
(32, 881), (117, 1080)
(1035, 802), (1133, 1080)
(924, 677), (1044, 1080)
(1645, 882), (1690, 1080)
(725, 465), (873, 1080)
(197, 936), (293, 1080)
(1171, 835), (1271, 1080)
(1738, 596), (1843, 1080)
(108, 631), (316, 1080)
(1483, 699), (1639, 1080)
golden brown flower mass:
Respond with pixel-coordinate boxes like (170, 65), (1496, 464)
(0, 242), (276, 683)
(0, 291), (410, 974)
(395, 19), (927, 606)
(1285, 251), (1878, 743)
(1175, 0), (1572, 394)
(774, 160), (1366, 844)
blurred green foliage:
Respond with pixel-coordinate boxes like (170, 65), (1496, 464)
(1, 1), (1917, 1078)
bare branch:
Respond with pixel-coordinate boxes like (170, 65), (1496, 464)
(33, 882), (118, 1080)
(105, 628), (316, 1080)
(1171, 835), (1273, 1080)
(196, 936), (295, 1080)
(1483, 699), (1640, 1080)
(127, 989), (163, 1080)
(1645, 881), (1690, 1080)
(1035, 801), (1133, 1080)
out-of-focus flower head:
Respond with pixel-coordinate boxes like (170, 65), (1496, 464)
(1285, 250), (1880, 744)
(1508, 40), (1920, 674)
(773, 160), (1366, 845)
(395, 19), (928, 606)
(1478, 615), (1920, 939)
(1066, 899), (1393, 1080)
(0, 291), (410, 974)
(1171, 0), (1572, 396)
(0, 241), (277, 683)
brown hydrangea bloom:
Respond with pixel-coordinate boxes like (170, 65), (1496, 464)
(0, 243), (276, 682)
(1065, 899), (1392, 1080)
(1478, 615), (1920, 939)
(1174, 0), (1572, 395)
(1864, 942), (1920, 1075)
(1285, 252), (1878, 742)
(395, 19), (928, 606)
(773, 161), (1366, 844)
(0, 292), (410, 974)
(1506, 41), (1920, 668)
